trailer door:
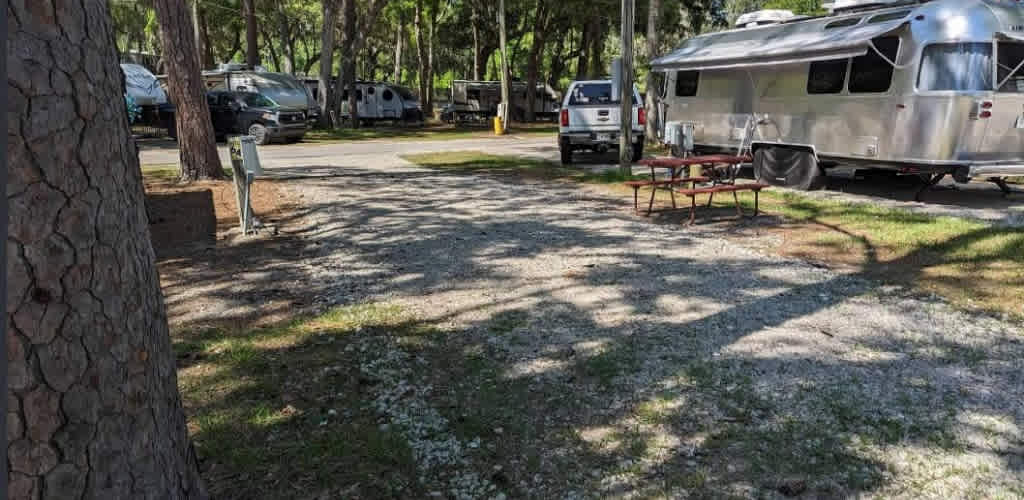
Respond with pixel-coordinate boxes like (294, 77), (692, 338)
(985, 40), (1024, 158)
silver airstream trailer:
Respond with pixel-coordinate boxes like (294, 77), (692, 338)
(652, 0), (1024, 192)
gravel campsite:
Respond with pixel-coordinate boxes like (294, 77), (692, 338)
(147, 139), (1024, 499)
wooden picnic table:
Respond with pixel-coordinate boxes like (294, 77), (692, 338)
(630, 154), (767, 223)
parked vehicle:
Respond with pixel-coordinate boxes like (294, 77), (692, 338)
(558, 80), (645, 165)
(444, 80), (561, 123)
(650, 0), (1024, 191)
(121, 63), (175, 137)
(203, 64), (320, 126)
(206, 90), (309, 144)
(298, 78), (424, 124)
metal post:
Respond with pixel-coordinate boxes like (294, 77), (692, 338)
(619, 0), (635, 174)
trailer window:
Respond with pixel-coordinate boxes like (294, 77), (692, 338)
(825, 18), (860, 29)
(675, 71), (699, 96)
(849, 36), (899, 93)
(807, 60), (848, 94)
(918, 43), (993, 91)
(868, 11), (910, 23)
(382, 89), (394, 101)
(997, 42), (1024, 93)
(467, 89), (481, 101)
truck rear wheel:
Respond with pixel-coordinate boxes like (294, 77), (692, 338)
(559, 138), (572, 165)
(631, 142), (644, 163)
(753, 146), (825, 190)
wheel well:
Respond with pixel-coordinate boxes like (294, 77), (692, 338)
(751, 142), (818, 161)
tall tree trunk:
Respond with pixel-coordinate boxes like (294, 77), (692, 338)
(242, 0), (259, 67)
(343, 0), (359, 128)
(589, 18), (605, 78)
(8, 1), (208, 498)
(576, 22), (592, 80)
(524, 1), (549, 122)
(415, 0), (427, 111)
(262, 25), (281, 70)
(425, 0), (438, 116)
(277, 0), (296, 74)
(318, 0), (337, 127)
(645, 0), (661, 142)
(394, 15), (404, 83)
(198, 6), (215, 68)
(192, 0), (203, 68)
(548, 31), (566, 88)
(153, 0), (225, 181)
(498, 0), (511, 127)
(472, 18), (482, 80)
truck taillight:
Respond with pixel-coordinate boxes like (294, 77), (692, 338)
(638, 108), (646, 126)
(560, 109), (569, 127)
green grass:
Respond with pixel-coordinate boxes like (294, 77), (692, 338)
(405, 151), (1024, 318)
(175, 302), (424, 499)
(141, 163), (233, 183)
(304, 124), (557, 143)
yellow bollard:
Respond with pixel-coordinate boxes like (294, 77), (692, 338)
(493, 116), (505, 135)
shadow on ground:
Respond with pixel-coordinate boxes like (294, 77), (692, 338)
(164, 160), (1024, 498)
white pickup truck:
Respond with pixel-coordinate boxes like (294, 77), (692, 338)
(558, 80), (645, 165)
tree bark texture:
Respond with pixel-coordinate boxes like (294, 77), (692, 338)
(242, 0), (259, 67)
(7, 1), (208, 498)
(498, 0), (511, 126)
(317, 0), (337, 127)
(277, 0), (295, 74)
(343, 0), (359, 128)
(415, 0), (427, 111)
(524, 0), (549, 122)
(153, 0), (224, 181)
(645, 0), (662, 141)
(393, 16), (404, 83)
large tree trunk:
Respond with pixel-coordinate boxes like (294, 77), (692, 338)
(424, 0), (439, 117)
(472, 17), (482, 80)
(277, 0), (296, 74)
(394, 15), (404, 83)
(192, 0), (203, 67)
(524, 1), (549, 123)
(8, 1), (207, 498)
(242, 0), (259, 67)
(318, 0), (337, 127)
(588, 18), (605, 78)
(548, 31), (566, 88)
(198, 6), (215, 68)
(498, 0), (511, 127)
(343, 0), (359, 129)
(576, 22), (592, 80)
(154, 0), (225, 181)
(645, 0), (662, 142)
(415, 0), (427, 112)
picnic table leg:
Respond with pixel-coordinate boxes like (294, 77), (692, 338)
(669, 167), (678, 209)
(754, 189), (760, 216)
(647, 166), (657, 215)
(733, 190), (742, 217)
(688, 195), (697, 225)
(633, 186), (639, 213)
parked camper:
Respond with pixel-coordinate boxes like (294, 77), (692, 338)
(341, 81), (424, 123)
(652, 0), (1024, 193)
(203, 64), (320, 126)
(121, 63), (175, 137)
(443, 80), (561, 123)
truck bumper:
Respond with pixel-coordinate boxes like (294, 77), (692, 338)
(563, 132), (644, 147)
(267, 124), (308, 139)
(967, 164), (1024, 178)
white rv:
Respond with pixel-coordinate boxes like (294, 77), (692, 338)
(444, 80), (562, 123)
(652, 0), (1024, 193)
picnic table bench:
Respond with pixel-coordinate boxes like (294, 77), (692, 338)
(629, 154), (769, 223)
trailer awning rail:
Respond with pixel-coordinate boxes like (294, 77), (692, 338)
(651, 18), (908, 71)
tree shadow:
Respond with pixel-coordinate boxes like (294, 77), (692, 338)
(164, 157), (1024, 498)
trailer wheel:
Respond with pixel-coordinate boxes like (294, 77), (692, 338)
(753, 146), (825, 190)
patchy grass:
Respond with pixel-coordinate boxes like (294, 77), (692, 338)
(141, 163), (234, 183)
(404, 151), (1024, 318)
(403, 150), (648, 184)
(747, 191), (1024, 318)
(305, 123), (557, 143)
(175, 303), (425, 499)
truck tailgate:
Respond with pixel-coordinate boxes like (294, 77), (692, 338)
(567, 106), (622, 132)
